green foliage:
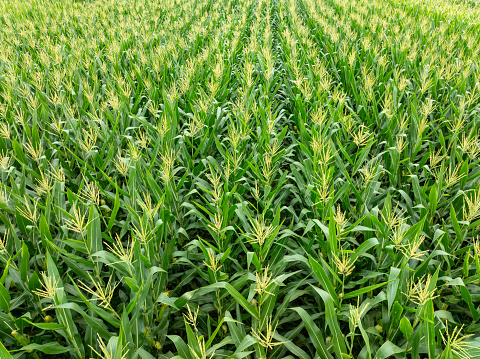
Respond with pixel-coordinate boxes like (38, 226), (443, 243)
(0, 0), (480, 357)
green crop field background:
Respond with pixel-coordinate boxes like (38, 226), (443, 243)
(0, 0), (480, 357)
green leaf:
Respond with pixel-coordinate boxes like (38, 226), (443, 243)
(309, 255), (339, 306)
(373, 341), (404, 359)
(429, 185), (437, 218)
(399, 317), (413, 341)
(0, 282), (10, 312)
(450, 204), (463, 244)
(168, 335), (193, 359)
(386, 267), (401, 311)
(460, 286), (480, 321)
(223, 283), (259, 320)
(107, 186), (121, 231)
(350, 237), (378, 263)
(185, 322), (200, 355)
(357, 318), (372, 359)
(16, 342), (73, 354)
(343, 280), (391, 300)
(12, 140), (28, 165)
(424, 300), (435, 359)
(0, 341), (13, 359)
(87, 204), (102, 254)
(274, 333), (310, 359)
(310, 286), (347, 358)
(1, 258), (10, 285)
(22, 318), (66, 330)
(50, 303), (111, 338)
(20, 242), (30, 282)
(290, 307), (333, 359)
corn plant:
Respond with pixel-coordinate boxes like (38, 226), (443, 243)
(0, 0), (480, 357)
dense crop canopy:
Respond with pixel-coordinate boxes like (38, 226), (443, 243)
(0, 0), (480, 357)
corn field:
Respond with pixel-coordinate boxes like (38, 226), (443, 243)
(1, 0), (480, 357)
